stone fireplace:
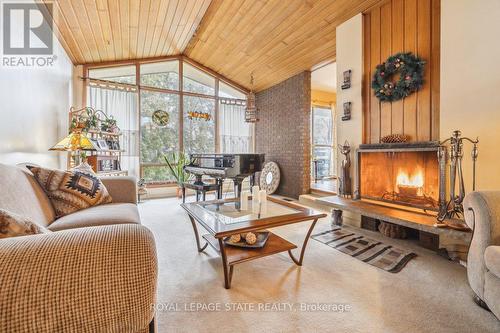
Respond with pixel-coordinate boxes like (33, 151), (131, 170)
(355, 142), (445, 213)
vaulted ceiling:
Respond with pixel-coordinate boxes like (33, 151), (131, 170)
(44, 0), (211, 64)
(45, 0), (381, 91)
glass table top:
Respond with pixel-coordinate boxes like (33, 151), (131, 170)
(196, 199), (301, 225)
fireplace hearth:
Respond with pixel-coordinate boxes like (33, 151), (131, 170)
(355, 141), (444, 212)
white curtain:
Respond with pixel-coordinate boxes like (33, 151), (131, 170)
(219, 102), (253, 153)
(88, 86), (140, 179)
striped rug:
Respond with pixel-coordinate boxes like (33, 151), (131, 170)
(312, 226), (417, 273)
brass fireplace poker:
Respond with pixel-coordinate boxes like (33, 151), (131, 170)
(437, 130), (479, 222)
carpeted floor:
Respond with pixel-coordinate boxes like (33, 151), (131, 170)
(139, 196), (500, 333)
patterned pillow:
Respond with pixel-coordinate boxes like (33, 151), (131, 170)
(27, 166), (113, 218)
(0, 209), (50, 239)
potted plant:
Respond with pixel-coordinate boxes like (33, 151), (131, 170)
(164, 152), (193, 198)
(101, 116), (118, 133)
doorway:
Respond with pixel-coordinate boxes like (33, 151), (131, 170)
(311, 62), (337, 193)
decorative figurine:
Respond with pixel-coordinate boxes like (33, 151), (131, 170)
(338, 140), (352, 198)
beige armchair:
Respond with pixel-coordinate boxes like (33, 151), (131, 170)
(464, 191), (500, 319)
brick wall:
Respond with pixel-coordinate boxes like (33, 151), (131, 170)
(255, 71), (311, 198)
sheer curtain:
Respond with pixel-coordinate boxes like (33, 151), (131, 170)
(88, 86), (140, 179)
(219, 101), (253, 153)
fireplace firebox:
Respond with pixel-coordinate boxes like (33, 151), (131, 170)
(355, 142), (445, 212)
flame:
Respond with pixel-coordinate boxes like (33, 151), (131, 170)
(396, 170), (424, 187)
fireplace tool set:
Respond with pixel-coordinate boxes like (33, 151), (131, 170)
(437, 130), (479, 222)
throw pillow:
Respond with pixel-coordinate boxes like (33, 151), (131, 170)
(0, 209), (50, 239)
(27, 166), (113, 218)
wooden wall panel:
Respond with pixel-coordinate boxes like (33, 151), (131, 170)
(362, 0), (440, 143)
(369, 7), (381, 143)
(380, 2), (392, 138)
(403, 0), (418, 141)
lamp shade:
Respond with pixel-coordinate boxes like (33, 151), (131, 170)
(49, 132), (96, 151)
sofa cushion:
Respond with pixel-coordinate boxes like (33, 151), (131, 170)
(48, 203), (140, 231)
(484, 246), (500, 278)
(0, 164), (55, 227)
(28, 166), (113, 219)
(0, 209), (50, 239)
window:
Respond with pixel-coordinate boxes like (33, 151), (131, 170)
(86, 58), (252, 185)
(183, 62), (215, 95)
(312, 106), (335, 178)
(219, 101), (252, 153)
(140, 92), (179, 182)
(183, 96), (215, 154)
(88, 65), (136, 85)
(219, 81), (246, 99)
(140, 60), (179, 90)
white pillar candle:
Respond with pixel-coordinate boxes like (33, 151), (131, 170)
(252, 200), (260, 214)
(252, 185), (260, 202)
(240, 191), (249, 210)
(259, 190), (267, 203)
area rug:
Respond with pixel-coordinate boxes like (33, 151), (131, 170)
(312, 226), (417, 273)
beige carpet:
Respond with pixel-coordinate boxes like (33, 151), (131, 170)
(139, 196), (500, 333)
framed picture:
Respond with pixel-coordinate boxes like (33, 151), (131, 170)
(342, 102), (352, 121)
(96, 139), (108, 150)
(89, 138), (100, 150)
(341, 70), (352, 90)
(106, 139), (120, 151)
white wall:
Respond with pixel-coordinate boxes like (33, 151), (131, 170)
(0, 5), (73, 169)
(335, 14), (363, 225)
(336, 14), (363, 190)
(440, 0), (500, 191)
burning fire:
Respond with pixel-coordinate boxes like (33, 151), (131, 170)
(396, 169), (424, 196)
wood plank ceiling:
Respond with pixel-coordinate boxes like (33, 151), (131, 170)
(45, 0), (382, 91)
(44, 0), (211, 64)
(186, 0), (381, 91)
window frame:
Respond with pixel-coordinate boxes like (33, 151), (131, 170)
(311, 104), (336, 179)
(83, 56), (251, 186)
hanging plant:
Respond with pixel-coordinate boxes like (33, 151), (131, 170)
(371, 52), (425, 102)
(188, 111), (212, 121)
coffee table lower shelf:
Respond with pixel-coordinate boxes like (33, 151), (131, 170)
(202, 232), (297, 266)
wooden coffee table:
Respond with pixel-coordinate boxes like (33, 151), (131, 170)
(181, 196), (326, 289)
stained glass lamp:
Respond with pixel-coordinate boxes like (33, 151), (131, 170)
(49, 128), (96, 172)
(49, 131), (95, 152)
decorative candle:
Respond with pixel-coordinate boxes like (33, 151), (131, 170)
(252, 200), (260, 214)
(240, 191), (249, 210)
(259, 190), (267, 214)
(259, 190), (267, 203)
(252, 185), (260, 197)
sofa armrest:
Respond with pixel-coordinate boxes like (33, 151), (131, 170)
(0, 225), (157, 333)
(464, 191), (500, 298)
(100, 176), (138, 204)
(485, 246), (500, 278)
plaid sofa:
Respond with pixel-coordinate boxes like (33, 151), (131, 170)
(0, 164), (157, 332)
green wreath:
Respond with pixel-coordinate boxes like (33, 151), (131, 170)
(372, 52), (425, 102)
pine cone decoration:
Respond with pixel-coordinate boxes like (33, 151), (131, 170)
(381, 134), (410, 143)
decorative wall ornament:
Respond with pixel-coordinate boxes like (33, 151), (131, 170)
(152, 110), (170, 127)
(338, 140), (352, 198)
(341, 69), (352, 90)
(372, 52), (425, 102)
(259, 161), (280, 194)
(187, 111), (212, 121)
(341, 102), (351, 121)
(380, 134), (410, 143)
(245, 73), (259, 123)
